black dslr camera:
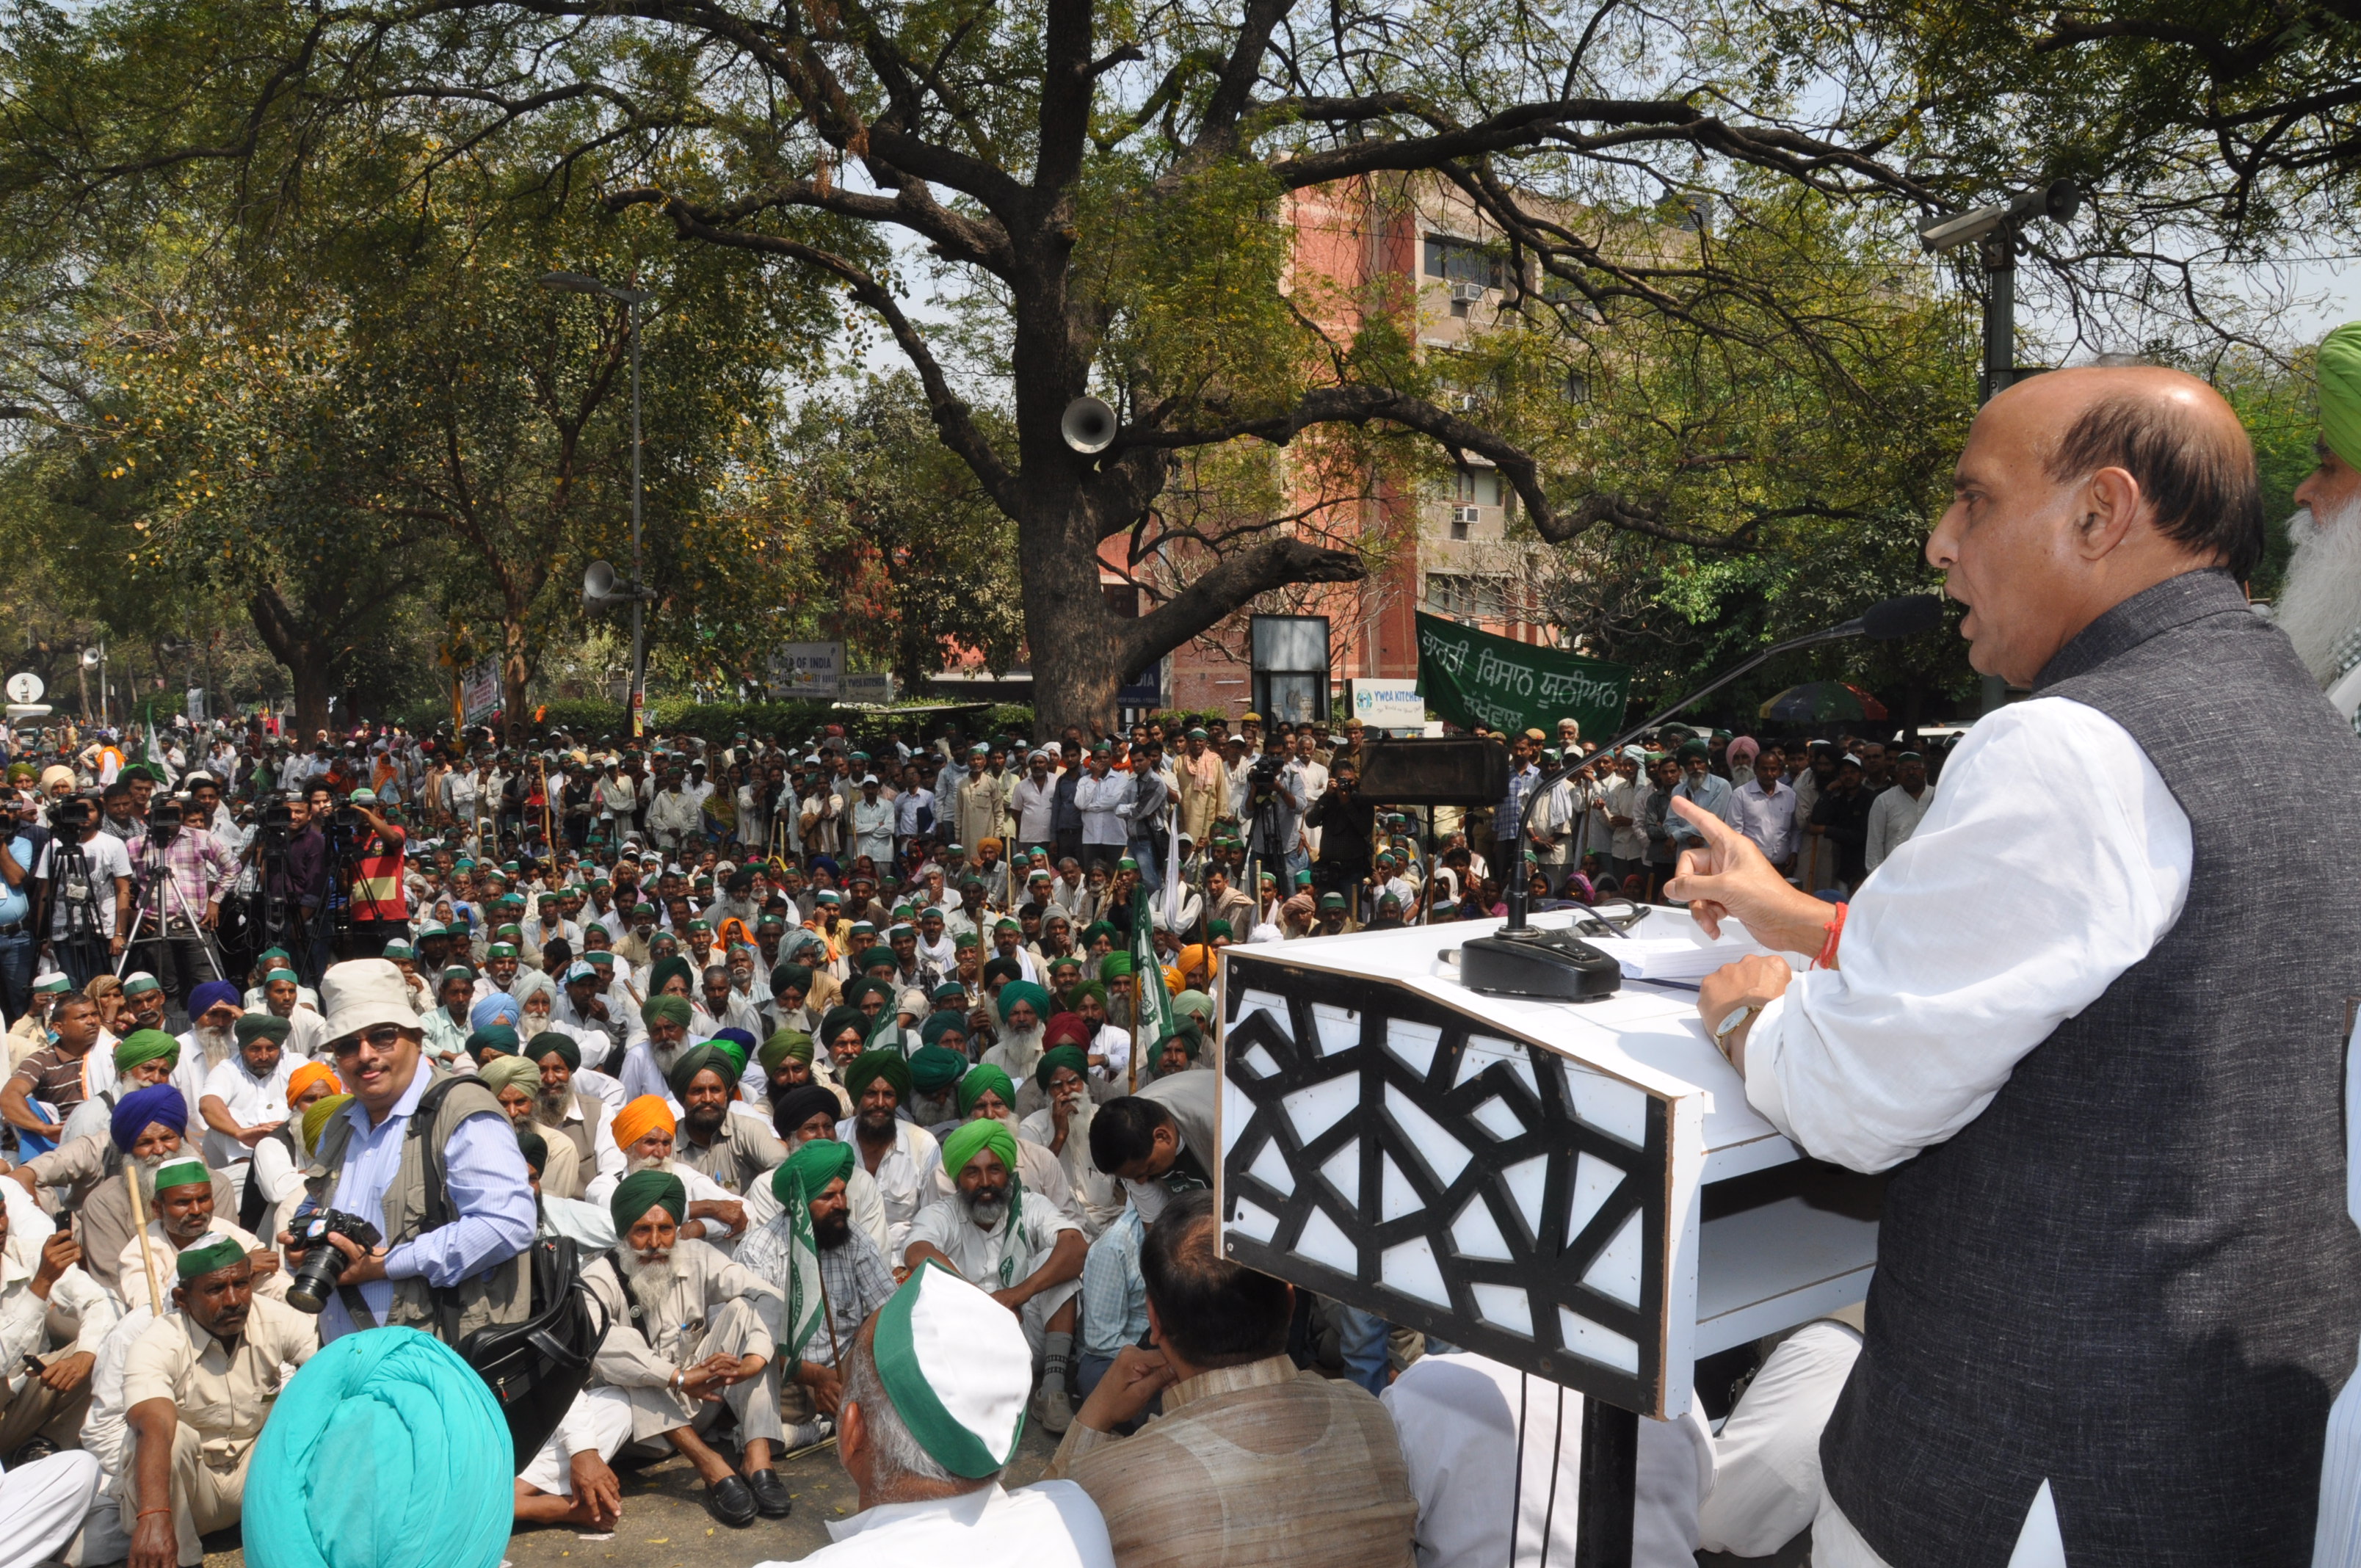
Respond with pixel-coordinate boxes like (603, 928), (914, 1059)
(284, 1208), (385, 1313)
(47, 796), (92, 832)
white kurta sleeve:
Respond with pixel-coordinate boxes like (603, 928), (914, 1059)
(1743, 699), (2192, 1173)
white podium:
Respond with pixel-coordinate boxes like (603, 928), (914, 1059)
(1216, 905), (1879, 1420)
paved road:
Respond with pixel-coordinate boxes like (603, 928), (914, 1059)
(199, 1423), (1067, 1568)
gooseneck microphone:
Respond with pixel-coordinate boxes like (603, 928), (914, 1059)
(1460, 593), (1945, 1001)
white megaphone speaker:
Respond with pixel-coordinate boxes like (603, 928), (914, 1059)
(584, 559), (628, 611)
(1061, 396), (1117, 455)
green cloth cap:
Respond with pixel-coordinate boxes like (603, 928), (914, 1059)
(872, 1263), (1031, 1478)
(115, 1028), (180, 1072)
(940, 1117), (1019, 1183)
(123, 973), (162, 997)
(770, 1136), (856, 1209)
(841, 1048), (912, 1104)
(527, 1031), (580, 1070)
(153, 1158), (211, 1194)
(176, 1233), (247, 1280)
(957, 1064), (1018, 1117)
(2324, 322), (2361, 471)
(908, 1042), (967, 1091)
(236, 1014), (294, 1046)
(1034, 1044), (1091, 1092)
(759, 1028), (814, 1071)
(667, 1042), (736, 1100)
(609, 1168), (688, 1233)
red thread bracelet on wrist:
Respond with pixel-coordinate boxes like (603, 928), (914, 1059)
(1814, 901), (1847, 970)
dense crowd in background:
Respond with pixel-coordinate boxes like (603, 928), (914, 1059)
(0, 705), (1932, 1568)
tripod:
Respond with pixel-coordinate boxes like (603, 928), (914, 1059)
(118, 834), (229, 1009)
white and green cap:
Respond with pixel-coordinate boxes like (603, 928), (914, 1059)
(871, 1261), (1030, 1478)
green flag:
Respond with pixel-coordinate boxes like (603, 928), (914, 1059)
(1415, 611), (1632, 741)
(774, 1169), (826, 1365)
(1131, 882), (1175, 1049)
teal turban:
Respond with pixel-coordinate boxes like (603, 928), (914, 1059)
(770, 1136), (857, 1208)
(957, 1063), (1018, 1117)
(640, 993), (692, 1031)
(996, 980), (1051, 1022)
(648, 955), (695, 997)
(466, 1025), (518, 1060)
(908, 1043), (968, 1092)
(918, 1010), (967, 1049)
(526, 1031), (581, 1071)
(2324, 322), (2361, 472)
(609, 1168), (688, 1233)
(667, 1043), (734, 1101)
(841, 1048), (912, 1104)
(515, 1128), (549, 1173)
(244, 1326), (509, 1568)
(940, 1117), (1019, 1183)
(1034, 1044), (1091, 1092)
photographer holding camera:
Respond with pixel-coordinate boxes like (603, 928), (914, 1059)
(280, 958), (534, 1343)
(1303, 761), (1375, 909)
(125, 794), (236, 1019)
(34, 793), (132, 990)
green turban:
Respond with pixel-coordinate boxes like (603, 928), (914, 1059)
(515, 1128), (549, 1174)
(667, 1043), (735, 1100)
(709, 1035), (750, 1079)
(2324, 322), (2361, 471)
(769, 1136), (857, 1209)
(770, 962), (813, 996)
(939, 1117), (1019, 1183)
(236, 1014), (294, 1047)
(1172, 989), (1214, 1023)
(1098, 953), (1134, 981)
(1034, 1044), (1091, 1092)
(527, 1031), (581, 1071)
(841, 1048), (912, 1105)
(640, 993), (692, 1030)
(759, 1029), (814, 1072)
(857, 945), (898, 974)
(114, 1028), (181, 1074)
(1068, 979), (1108, 1010)
(648, 955), (696, 997)
(957, 1063), (1018, 1117)
(841, 976), (893, 1012)
(1157, 1029), (1202, 1066)
(907, 1043), (967, 1093)
(153, 1158), (211, 1194)
(609, 1168), (688, 1233)
(996, 980), (1051, 1023)
(175, 1233), (247, 1280)
(918, 1010), (968, 1048)
(818, 1005), (871, 1050)
(466, 1025), (519, 1060)
(1080, 921), (1117, 945)
(479, 1055), (540, 1097)
(1205, 918), (1232, 939)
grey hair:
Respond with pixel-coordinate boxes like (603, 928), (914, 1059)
(844, 1333), (958, 1486)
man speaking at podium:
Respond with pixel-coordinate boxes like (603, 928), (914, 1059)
(1672, 364), (2361, 1568)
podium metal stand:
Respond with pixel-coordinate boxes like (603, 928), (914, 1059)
(1216, 908), (1880, 1563)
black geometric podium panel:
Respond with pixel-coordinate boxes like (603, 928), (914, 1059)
(1219, 951), (1672, 1413)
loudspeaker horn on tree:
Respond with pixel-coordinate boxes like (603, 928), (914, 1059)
(1061, 396), (1117, 454)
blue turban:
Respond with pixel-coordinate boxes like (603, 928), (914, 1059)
(112, 1084), (186, 1153)
(244, 1326), (509, 1568)
(188, 979), (242, 1017)
(468, 992), (522, 1031)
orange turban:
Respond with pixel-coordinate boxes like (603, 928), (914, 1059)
(287, 1061), (342, 1104)
(612, 1095), (677, 1150)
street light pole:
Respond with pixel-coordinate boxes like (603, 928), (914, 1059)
(539, 269), (655, 736)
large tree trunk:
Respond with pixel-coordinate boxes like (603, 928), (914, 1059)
(247, 585), (337, 741)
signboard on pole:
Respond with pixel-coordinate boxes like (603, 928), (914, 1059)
(768, 642), (842, 699)
(460, 658), (501, 722)
(840, 672), (896, 705)
(1346, 679), (1425, 732)
(1414, 612), (1631, 741)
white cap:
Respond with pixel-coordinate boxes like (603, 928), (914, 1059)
(320, 958), (418, 1043)
(872, 1264), (1031, 1477)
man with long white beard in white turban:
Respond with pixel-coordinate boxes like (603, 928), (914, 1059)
(2273, 322), (2361, 727)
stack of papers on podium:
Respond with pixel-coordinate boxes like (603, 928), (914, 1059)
(1586, 932), (1768, 981)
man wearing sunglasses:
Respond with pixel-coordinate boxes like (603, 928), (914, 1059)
(279, 957), (535, 1343)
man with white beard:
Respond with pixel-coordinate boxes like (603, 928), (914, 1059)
(575, 1168), (792, 1527)
(6, 1083), (235, 1297)
(982, 980), (1051, 1087)
(2274, 322), (2361, 727)
(581, 1095), (750, 1251)
(620, 993), (694, 1108)
(169, 980), (246, 1119)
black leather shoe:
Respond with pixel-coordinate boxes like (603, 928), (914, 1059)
(706, 1473), (759, 1528)
(746, 1467), (794, 1518)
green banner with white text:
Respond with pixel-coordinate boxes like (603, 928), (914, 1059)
(1415, 612), (1633, 742)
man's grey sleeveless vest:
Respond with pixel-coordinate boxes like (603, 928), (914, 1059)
(1822, 570), (2361, 1566)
